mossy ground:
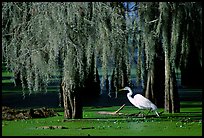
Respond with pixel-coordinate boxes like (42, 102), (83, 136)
(2, 103), (202, 136)
(2, 71), (202, 136)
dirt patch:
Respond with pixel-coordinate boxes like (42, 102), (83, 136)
(36, 126), (68, 129)
(2, 106), (60, 120)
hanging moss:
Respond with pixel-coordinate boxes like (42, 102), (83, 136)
(3, 2), (201, 111)
(2, 2), (127, 98)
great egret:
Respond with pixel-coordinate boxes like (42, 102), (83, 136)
(119, 86), (160, 117)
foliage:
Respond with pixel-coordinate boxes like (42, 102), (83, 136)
(2, 2), (128, 97)
(129, 2), (202, 113)
(135, 2), (202, 83)
(2, 2), (202, 116)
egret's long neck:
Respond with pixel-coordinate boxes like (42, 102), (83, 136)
(126, 88), (135, 106)
(127, 88), (133, 98)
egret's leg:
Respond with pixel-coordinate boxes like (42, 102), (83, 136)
(137, 111), (145, 117)
(146, 109), (160, 117)
(137, 111), (141, 115)
(155, 111), (160, 117)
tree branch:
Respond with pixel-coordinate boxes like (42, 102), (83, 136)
(114, 104), (125, 113)
(97, 104), (125, 115)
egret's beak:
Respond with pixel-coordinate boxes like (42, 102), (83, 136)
(118, 88), (124, 92)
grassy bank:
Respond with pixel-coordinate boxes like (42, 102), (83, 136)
(2, 102), (202, 136)
(2, 70), (202, 136)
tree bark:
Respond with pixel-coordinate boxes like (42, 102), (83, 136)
(170, 69), (180, 113)
(144, 50), (165, 108)
(59, 78), (64, 107)
(61, 80), (83, 119)
(164, 53), (180, 113)
(145, 65), (154, 101)
(161, 2), (180, 113)
(164, 50), (171, 112)
(14, 72), (22, 86)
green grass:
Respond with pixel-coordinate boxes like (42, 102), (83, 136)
(2, 70), (201, 136)
(2, 103), (202, 136)
(2, 71), (14, 77)
(2, 79), (14, 83)
(2, 71), (14, 83)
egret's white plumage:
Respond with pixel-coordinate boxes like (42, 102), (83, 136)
(120, 86), (159, 117)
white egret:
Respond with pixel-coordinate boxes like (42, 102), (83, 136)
(119, 86), (160, 117)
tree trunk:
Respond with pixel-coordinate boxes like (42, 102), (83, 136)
(61, 80), (83, 119)
(145, 65), (154, 101)
(145, 48), (165, 108)
(162, 2), (180, 113)
(164, 52), (171, 112)
(14, 72), (22, 86)
(59, 78), (64, 107)
(170, 70), (180, 113)
(164, 53), (180, 113)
